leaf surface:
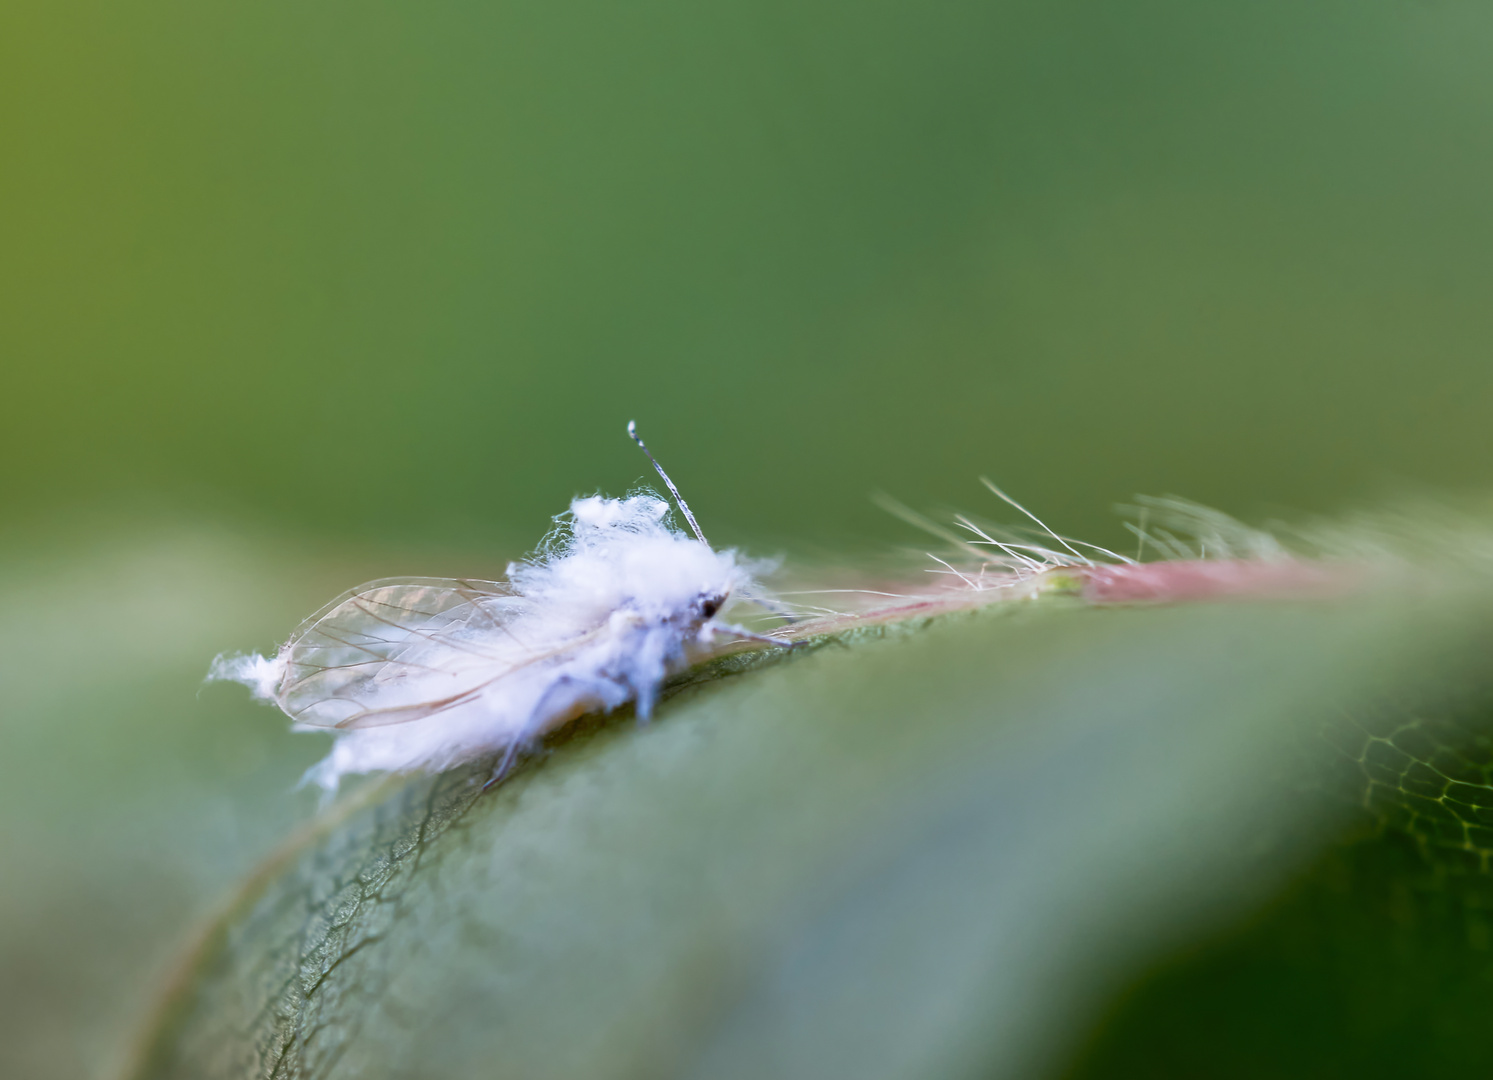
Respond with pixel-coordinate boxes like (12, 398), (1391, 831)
(130, 593), (1488, 1080)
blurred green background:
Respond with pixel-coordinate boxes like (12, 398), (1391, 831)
(5, 0), (1493, 1077)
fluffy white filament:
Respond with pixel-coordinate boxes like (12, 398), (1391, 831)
(211, 494), (757, 791)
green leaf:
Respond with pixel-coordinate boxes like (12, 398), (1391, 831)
(128, 594), (1488, 1080)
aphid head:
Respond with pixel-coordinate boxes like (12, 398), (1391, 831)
(626, 423), (752, 631)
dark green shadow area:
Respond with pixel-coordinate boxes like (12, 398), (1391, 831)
(1066, 830), (1493, 1080)
(1068, 666), (1493, 1079)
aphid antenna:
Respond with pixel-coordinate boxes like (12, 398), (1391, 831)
(740, 590), (804, 624)
(776, 588), (912, 598)
(781, 604), (852, 620)
(628, 420), (709, 546)
(712, 621), (796, 649)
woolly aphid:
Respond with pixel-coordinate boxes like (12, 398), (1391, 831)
(210, 423), (790, 792)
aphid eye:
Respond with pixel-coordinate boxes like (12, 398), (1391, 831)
(701, 597), (721, 618)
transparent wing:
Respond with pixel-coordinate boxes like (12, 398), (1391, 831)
(276, 577), (554, 731)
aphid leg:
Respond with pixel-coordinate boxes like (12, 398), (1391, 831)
(482, 741), (522, 792)
(709, 621), (798, 649)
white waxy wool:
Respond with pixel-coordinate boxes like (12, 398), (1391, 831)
(210, 431), (789, 791)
